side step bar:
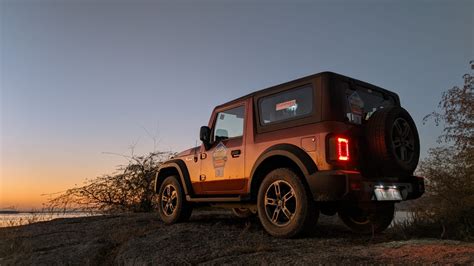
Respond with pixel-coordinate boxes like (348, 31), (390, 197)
(186, 195), (242, 202)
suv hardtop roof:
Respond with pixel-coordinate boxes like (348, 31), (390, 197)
(215, 71), (398, 109)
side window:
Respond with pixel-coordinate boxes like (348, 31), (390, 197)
(213, 105), (245, 142)
(259, 85), (313, 125)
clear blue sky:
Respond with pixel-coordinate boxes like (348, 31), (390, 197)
(1, 0), (473, 208)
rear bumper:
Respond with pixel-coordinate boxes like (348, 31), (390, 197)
(306, 170), (425, 202)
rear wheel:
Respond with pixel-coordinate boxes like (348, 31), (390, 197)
(338, 202), (394, 234)
(257, 168), (318, 238)
(157, 176), (193, 224)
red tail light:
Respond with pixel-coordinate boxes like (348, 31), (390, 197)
(327, 135), (351, 162)
(337, 137), (350, 161)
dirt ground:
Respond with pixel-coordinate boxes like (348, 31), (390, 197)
(0, 209), (472, 265)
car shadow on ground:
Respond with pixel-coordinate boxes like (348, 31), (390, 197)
(187, 209), (387, 243)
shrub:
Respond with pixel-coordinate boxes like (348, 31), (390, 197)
(46, 151), (173, 213)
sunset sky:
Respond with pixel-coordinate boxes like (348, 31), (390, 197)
(1, 0), (473, 210)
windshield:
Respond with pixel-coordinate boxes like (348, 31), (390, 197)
(345, 85), (395, 124)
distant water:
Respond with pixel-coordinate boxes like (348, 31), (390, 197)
(394, 211), (411, 222)
(0, 212), (97, 227)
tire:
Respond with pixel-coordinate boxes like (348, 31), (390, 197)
(338, 203), (394, 234)
(257, 168), (318, 238)
(365, 106), (420, 176)
(157, 176), (193, 224)
(232, 208), (255, 218)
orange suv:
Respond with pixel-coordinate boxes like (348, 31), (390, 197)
(155, 72), (424, 238)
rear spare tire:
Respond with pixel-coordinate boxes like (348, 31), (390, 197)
(365, 106), (420, 176)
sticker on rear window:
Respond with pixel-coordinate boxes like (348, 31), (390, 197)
(276, 99), (297, 111)
(348, 92), (364, 115)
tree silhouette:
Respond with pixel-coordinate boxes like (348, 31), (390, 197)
(416, 60), (473, 239)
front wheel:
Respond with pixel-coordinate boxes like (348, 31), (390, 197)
(232, 208), (256, 218)
(157, 176), (193, 224)
(338, 202), (394, 234)
(257, 168), (318, 238)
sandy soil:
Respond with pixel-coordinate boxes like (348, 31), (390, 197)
(0, 209), (472, 265)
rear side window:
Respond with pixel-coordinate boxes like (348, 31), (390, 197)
(258, 85), (313, 125)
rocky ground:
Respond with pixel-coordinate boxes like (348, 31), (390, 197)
(0, 209), (473, 265)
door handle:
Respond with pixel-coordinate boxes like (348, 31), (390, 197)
(231, 149), (241, 158)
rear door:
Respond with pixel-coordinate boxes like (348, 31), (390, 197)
(199, 104), (246, 194)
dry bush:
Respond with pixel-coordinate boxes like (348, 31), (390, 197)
(393, 146), (473, 240)
(403, 61), (474, 240)
(46, 151), (173, 213)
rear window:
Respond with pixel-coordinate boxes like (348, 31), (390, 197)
(345, 85), (395, 123)
(259, 85), (313, 125)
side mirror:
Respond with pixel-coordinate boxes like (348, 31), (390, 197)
(200, 126), (211, 149)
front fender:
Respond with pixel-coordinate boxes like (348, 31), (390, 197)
(155, 159), (194, 196)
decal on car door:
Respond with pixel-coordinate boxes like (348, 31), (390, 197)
(212, 142), (228, 177)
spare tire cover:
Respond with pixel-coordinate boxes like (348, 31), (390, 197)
(365, 106), (420, 176)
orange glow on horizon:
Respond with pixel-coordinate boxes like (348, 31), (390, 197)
(1, 153), (125, 211)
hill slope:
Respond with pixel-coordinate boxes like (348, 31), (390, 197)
(0, 210), (472, 265)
